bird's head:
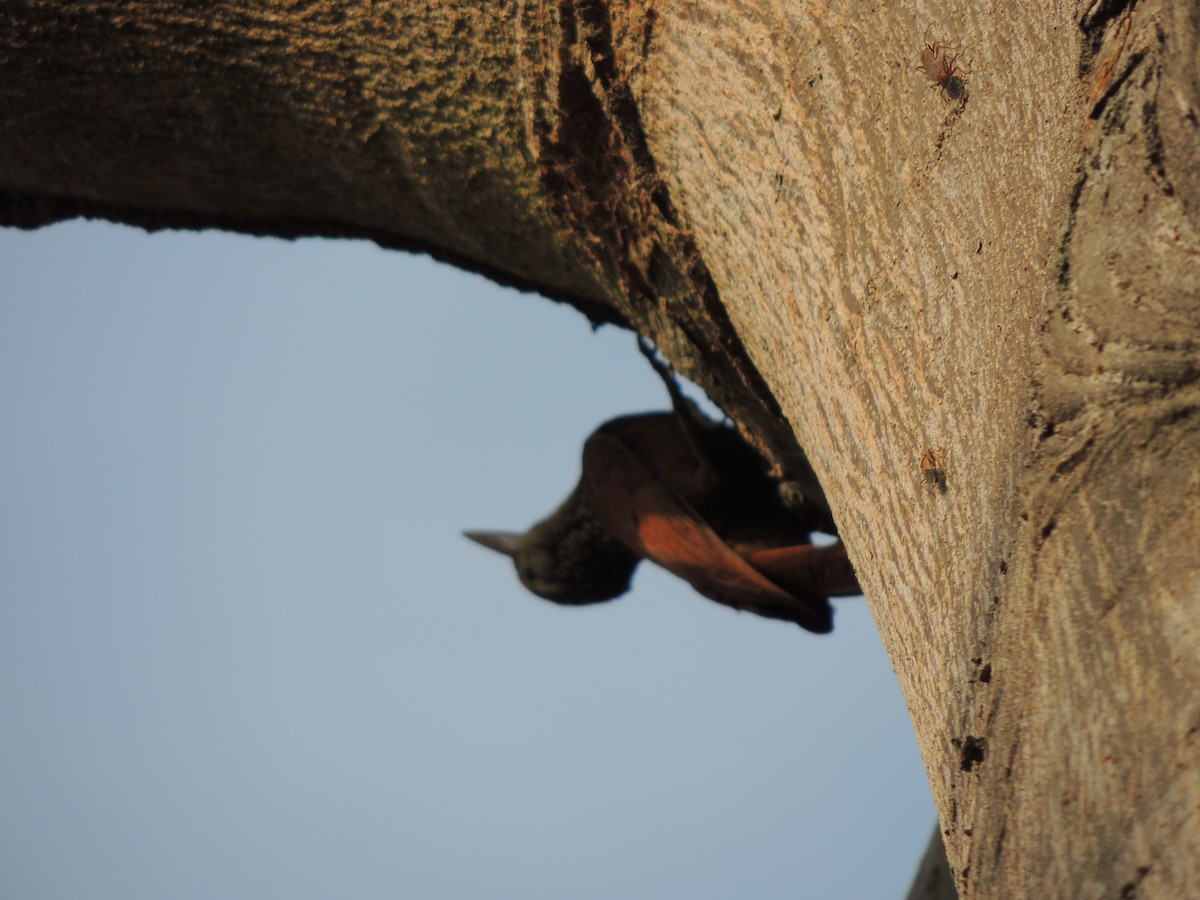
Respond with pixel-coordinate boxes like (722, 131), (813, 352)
(464, 489), (639, 605)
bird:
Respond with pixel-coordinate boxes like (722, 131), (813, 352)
(465, 343), (859, 632)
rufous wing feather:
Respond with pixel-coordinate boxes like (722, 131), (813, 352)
(582, 432), (833, 633)
(744, 542), (860, 599)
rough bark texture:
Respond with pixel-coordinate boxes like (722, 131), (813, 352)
(2, 1), (1197, 896)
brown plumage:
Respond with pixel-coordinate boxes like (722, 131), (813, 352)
(466, 345), (859, 632)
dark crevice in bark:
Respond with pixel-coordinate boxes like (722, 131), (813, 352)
(1079, 0), (1140, 76)
(1087, 49), (1145, 119)
(540, 1), (785, 413)
(532, 0), (835, 527)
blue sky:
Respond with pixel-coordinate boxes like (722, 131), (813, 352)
(0, 221), (934, 899)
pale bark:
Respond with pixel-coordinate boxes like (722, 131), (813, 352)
(3, 1), (1198, 896)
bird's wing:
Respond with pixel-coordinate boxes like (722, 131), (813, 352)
(582, 432), (833, 633)
(743, 542), (861, 599)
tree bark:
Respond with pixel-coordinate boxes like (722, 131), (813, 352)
(3, 1), (1197, 896)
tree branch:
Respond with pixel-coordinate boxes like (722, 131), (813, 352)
(3, 1), (1198, 895)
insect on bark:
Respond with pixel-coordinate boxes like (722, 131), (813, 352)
(920, 448), (950, 494)
(918, 30), (970, 102)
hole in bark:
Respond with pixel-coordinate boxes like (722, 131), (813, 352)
(1120, 865), (1151, 898)
(958, 736), (986, 771)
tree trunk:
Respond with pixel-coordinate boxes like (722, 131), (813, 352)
(3, 1), (1197, 895)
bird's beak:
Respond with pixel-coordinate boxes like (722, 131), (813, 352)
(463, 530), (523, 558)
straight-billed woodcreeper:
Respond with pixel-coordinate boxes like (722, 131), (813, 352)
(465, 343), (859, 632)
